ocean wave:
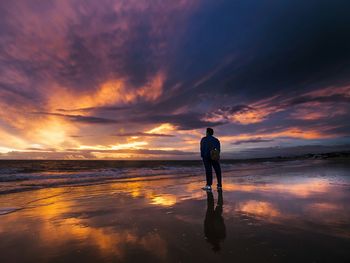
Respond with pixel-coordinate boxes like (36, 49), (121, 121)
(0, 159), (318, 195)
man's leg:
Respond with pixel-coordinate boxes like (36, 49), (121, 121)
(212, 160), (222, 187)
(203, 158), (213, 186)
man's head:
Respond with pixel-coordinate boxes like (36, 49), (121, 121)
(206, 128), (214, 136)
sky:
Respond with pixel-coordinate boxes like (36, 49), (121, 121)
(0, 0), (350, 160)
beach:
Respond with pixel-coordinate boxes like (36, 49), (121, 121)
(0, 159), (349, 263)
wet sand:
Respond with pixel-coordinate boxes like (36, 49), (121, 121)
(0, 160), (349, 263)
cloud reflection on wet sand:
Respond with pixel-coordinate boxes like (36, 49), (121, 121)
(0, 161), (349, 261)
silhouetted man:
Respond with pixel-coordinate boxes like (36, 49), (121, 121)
(200, 127), (222, 191)
(204, 190), (226, 252)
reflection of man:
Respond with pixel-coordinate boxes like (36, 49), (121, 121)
(204, 190), (226, 252)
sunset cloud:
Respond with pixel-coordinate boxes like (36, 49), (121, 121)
(0, 0), (350, 159)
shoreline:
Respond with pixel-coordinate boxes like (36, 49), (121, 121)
(0, 150), (349, 163)
(0, 158), (341, 196)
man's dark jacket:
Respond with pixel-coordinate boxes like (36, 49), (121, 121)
(200, 135), (221, 159)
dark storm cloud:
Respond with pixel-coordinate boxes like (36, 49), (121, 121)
(107, 0), (350, 128)
(33, 112), (119, 124)
(1, 0), (350, 159)
(0, 84), (35, 101)
(327, 123), (350, 135)
(68, 115), (119, 124)
(56, 35), (104, 91)
(206, 84), (350, 138)
(232, 138), (274, 145)
(33, 110), (224, 129)
(143, 113), (226, 130)
(25, 147), (57, 152)
(221, 1), (350, 99)
(288, 94), (350, 106)
(0, 0), (194, 102)
(2, 0), (350, 114)
(161, 0), (350, 106)
(111, 132), (174, 137)
(243, 111), (349, 137)
(56, 106), (130, 113)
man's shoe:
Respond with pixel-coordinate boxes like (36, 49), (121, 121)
(202, 185), (212, 191)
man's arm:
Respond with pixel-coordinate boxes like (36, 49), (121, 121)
(200, 138), (204, 157)
(217, 139), (221, 153)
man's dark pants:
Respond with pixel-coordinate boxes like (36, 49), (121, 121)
(202, 157), (222, 187)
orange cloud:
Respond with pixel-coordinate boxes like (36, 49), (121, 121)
(204, 95), (284, 125)
(228, 108), (270, 124)
(48, 71), (165, 111)
(0, 103), (79, 152)
(221, 126), (336, 144)
(0, 70), (166, 155)
(290, 102), (348, 121)
(146, 123), (175, 134)
(305, 85), (350, 97)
